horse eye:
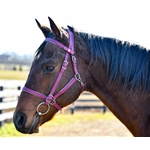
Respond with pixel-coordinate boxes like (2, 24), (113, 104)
(44, 66), (55, 73)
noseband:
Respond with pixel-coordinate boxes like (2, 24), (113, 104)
(22, 29), (84, 115)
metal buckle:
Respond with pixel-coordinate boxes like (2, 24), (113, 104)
(75, 73), (84, 86)
(75, 73), (81, 82)
(49, 99), (56, 105)
(62, 60), (68, 70)
(37, 102), (50, 116)
(45, 95), (53, 103)
(72, 55), (76, 63)
(45, 95), (56, 105)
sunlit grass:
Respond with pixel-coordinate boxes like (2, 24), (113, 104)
(0, 123), (25, 137)
(0, 70), (29, 80)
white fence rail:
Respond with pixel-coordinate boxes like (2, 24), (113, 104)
(0, 80), (25, 127)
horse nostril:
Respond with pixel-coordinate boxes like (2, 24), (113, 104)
(13, 112), (26, 129)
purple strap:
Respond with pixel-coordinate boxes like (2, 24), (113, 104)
(45, 38), (74, 55)
(47, 53), (69, 96)
(23, 87), (46, 99)
(22, 87), (61, 110)
(22, 29), (84, 112)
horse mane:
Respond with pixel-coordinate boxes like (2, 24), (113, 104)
(79, 32), (150, 93)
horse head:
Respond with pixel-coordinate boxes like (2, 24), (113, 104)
(13, 17), (86, 134)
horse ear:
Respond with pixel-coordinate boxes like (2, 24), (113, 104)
(35, 19), (50, 38)
(48, 17), (61, 39)
(67, 26), (74, 33)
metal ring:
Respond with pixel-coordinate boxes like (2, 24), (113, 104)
(37, 102), (50, 116)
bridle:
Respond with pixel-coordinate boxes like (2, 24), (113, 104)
(22, 29), (84, 115)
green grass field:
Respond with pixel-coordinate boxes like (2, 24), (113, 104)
(0, 70), (29, 80)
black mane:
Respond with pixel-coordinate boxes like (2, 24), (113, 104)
(79, 32), (150, 92)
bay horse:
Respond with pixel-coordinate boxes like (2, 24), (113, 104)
(13, 17), (150, 137)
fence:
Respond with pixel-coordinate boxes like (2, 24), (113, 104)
(70, 92), (107, 114)
(0, 80), (25, 127)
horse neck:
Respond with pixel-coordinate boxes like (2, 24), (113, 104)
(78, 33), (149, 136)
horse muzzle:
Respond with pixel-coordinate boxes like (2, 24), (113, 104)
(13, 112), (40, 134)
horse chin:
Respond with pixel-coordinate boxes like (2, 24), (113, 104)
(29, 127), (39, 134)
(28, 114), (40, 134)
(28, 126), (40, 134)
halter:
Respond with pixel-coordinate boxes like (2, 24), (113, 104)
(22, 29), (84, 115)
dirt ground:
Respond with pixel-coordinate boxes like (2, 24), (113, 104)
(30, 111), (133, 137)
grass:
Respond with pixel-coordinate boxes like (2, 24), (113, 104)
(0, 123), (24, 137)
(0, 112), (115, 137)
(0, 70), (29, 80)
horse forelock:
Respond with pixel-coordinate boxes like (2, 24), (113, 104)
(79, 32), (150, 93)
(35, 28), (69, 58)
(35, 32), (55, 57)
